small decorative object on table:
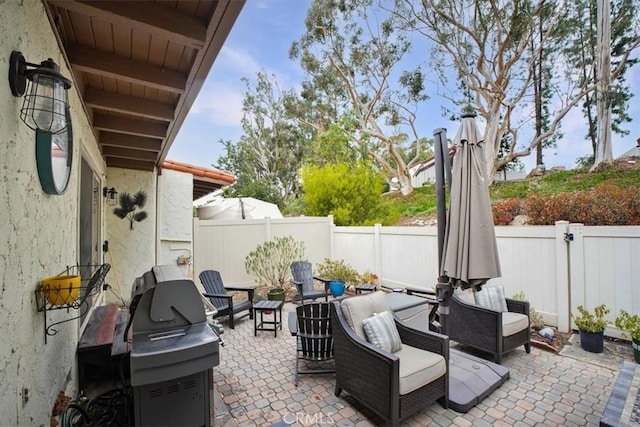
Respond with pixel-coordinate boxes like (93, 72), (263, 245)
(573, 304), (609, 353)
(614, 310), (640, 363)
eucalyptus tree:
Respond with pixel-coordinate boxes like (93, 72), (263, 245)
(216, 71), (308, 204)
(563, 0), (639, 169)
(393, 0), (607, 182)
(530, 1), (564, 167)
(290, 0), (430, 195)
(595, 0), (614, 170)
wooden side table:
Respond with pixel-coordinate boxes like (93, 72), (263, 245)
(355, 284), (377, 294)
(253, 300), (283, 337)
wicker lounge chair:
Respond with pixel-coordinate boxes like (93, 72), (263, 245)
(293, 302), (334, 385)
(445, 289), (531, 364)
(330, 292), (448, 426)
(290, 261), (330, 303)
(199, 270), (253, 329)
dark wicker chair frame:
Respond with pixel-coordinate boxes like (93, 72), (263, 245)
(294, 302), (335, 386)
(445, 293), (531, 364)
(290, 261), (330, 303)
(330, 301), (449, 426)
(199, 270), (253, 329)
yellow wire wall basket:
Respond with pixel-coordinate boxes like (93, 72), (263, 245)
(41, 275), (81, 306)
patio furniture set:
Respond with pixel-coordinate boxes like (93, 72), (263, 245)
(201, 260), (532, 426)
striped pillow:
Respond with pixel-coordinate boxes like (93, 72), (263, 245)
(362, 311), (402, 353)
(475, 285), (508, 312)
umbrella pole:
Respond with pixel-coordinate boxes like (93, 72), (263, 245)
(433, 127), (453, 332)
(434, 127), (450, 275)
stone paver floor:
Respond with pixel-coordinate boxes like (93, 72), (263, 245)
(211, 302), (634, 426)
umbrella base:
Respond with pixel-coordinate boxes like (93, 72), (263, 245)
(448, 349), (510, 413)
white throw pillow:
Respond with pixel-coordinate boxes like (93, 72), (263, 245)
(362, 311), (403, 353)
(474, 285), (508, 312)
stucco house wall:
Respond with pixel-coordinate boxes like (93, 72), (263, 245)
(0, 1), (106, 424)
(105, 167), (158, 302)
(157, 169), (194, 278)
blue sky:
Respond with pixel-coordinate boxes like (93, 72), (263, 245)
(168, 0), (640, 173)
(169, 0), (310, 170)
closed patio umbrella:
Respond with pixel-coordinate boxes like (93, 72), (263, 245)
(439, 113), (501, 291)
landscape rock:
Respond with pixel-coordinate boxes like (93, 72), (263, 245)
(527, 164), (546, 178)
(539, 327), (555, 340)
(510, 215), (531, 226)
(549, 166), (566, 173)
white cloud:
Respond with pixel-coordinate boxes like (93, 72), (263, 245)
(191, 84), (244, 127)
(219, 46), (263, 75)
(253, 0), (271, 10)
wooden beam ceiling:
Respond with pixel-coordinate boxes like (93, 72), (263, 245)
(102, 146), (159, 162)
(48, 0), (207, 48)
(84, 88), (174, 122)
(105, 158), (156, 171)
(67, 44), (187, 94)
(93, 114), (168, 139)
(44, 0), (245, 192)
(100, 132), (163, 152)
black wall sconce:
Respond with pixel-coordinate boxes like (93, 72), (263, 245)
(8, 51), (72, 134)
(103, 187), (118, 206)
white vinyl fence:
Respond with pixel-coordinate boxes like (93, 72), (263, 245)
(193, 217), (640, 335)
(193, 216), (333, 286)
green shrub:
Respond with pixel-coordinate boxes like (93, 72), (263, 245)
(245, 236), (305, 293)
(573, 304), (610, 333)
(315, 258), (359, 285)
(301, 162), (385, 226)
(614, 310), (640, 341)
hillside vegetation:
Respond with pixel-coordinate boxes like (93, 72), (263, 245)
(381, 161), (640, 226)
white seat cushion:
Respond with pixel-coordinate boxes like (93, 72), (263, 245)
(341, 291), (391, 339)
(394, 345), (446, 395)
(502, 312), (529, 336)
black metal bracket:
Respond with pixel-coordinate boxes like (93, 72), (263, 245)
(564, 233), (574, 243)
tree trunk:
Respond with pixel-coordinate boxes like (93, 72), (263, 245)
(592, 0), (613, 171)
(483, 114), (503, 184)
(396, 169), (413, 196)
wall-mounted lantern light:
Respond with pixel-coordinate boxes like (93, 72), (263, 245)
(8, 51), (72, 134)
(103, 187), (118, 206)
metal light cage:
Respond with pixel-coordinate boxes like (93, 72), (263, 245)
(103, 187), (119, 206)
(9, 51), (72, 134)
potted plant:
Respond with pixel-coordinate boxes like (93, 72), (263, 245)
(316, 258), (359, 297)
(245, 236), (305, 303)
(614, 310), (640, 363)
(573, 304), (610, 353)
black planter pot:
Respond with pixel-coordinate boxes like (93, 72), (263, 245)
(579, 329), (604, 353)
(267, 288), (286, 303)
(633, 338), (640, 364)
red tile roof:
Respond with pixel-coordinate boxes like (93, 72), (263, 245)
(162, 160), (235, 200)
